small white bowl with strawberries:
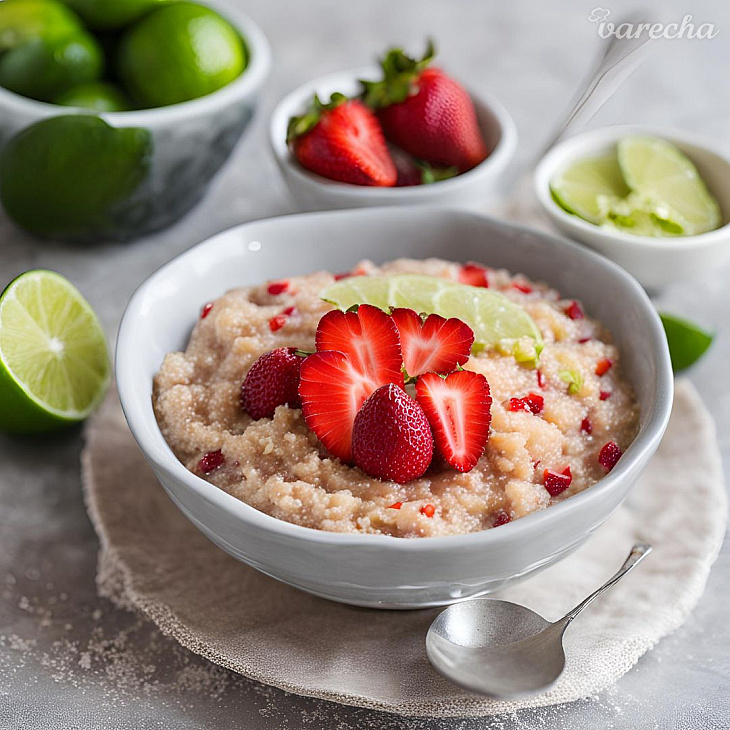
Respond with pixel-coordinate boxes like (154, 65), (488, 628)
(269, 41), (517, 210)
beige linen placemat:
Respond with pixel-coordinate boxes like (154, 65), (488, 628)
(82, 380), (726, 718)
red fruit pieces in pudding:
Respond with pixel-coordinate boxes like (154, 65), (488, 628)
(599, 441), (622, 471)
(391, 307), (474, 378)
(200, 302), (214, 319)
(352, 383), (433, 483)
(581, 416), (593, 434)
(512, 281), (533, 294)
(508, 392), (544, 415)
(288, 97), (397, 187)
(565, 300), (585, 320)
(458, 262), (490, 288)
(267, 281), (289, 295)
(416, 370), (492, 473)
(198, 450), (225, 474)
(240, 348), (304, 420)
(543, 466), (572, 496)
(300, 305), (403, 462)
(595, 358), (613, 376)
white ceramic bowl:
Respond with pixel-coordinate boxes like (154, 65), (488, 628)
(0, 0), (271, 241)
(534, 125), (730, 290)
(269, 67), (517, 211)
(116, 207), (673, 609)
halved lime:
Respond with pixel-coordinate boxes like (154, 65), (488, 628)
(0, 270), (110, 434)
(618, 136), (722, 236)
(321, 274), (543, 364)
(550, 152), (630, 224)
(659, 313), (714, 372)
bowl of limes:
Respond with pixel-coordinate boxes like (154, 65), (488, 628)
(534, 126), (730, 290)
(0, 0), (271, 242)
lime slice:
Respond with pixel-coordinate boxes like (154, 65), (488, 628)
(618, 136), (722, 236)
(550, 152), (630, 224)
(321, 274), (543, 364)
(659, 313), (714, 372)
(116, 2), (247, 108)
(0, 270), (110, 434)
(602, 192), (684, 237)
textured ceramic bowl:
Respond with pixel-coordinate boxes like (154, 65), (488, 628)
(116, 207), (673, 609)
(534, 125), (730, 290)
(0, 0), (271, 242)
(269, 67), (517, 211)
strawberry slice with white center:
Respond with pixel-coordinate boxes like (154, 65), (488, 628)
(315, 303), (403, 384)
(415, 370), (492, 472)
(300, 304), (404, 462)
(391, 308), (474, 378)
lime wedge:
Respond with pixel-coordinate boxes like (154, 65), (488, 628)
(321, 274), (543, 364)
(602, 192), (684, 237)
(550, 152), (630, 224)
(617, 136), (722, 236)
(659, 313), (714, 372)
(0, 270), (110, 434)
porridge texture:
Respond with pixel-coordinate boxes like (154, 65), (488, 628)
(153, 259), (639, 537)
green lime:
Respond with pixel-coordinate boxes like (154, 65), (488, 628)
(550, 152), (630, 224)
(0, 115), (151, 238)
(0, 0), (82, 52)
(0, 32), (104, 101)
(603, 192), (684, 237)
(54, 81), (132, 111)
(116, 1), (247, 108)
(321, 274), (543, 365)
(0, 270), (110, 434)
(659, 313), (714, 372)
(618, 136), (722, 236)
(61, 0), (169, 30)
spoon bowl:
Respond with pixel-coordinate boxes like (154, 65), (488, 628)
(426, 544), (652, 698)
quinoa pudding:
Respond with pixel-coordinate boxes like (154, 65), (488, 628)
(153, 258), (639, 538)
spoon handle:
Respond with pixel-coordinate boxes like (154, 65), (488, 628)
(560, 543), (652, 624)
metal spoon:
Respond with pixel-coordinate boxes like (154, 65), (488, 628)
(426, 543), (652, 698)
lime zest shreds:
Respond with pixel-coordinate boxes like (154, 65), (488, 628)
(559, 369), (583, 395)
(659, 313), (714, 372)
(0, 270), (109, 430)
(321, 274), (543, 365)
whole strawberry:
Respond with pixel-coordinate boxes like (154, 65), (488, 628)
(287, 93), (397, 186)
(362, 41), (488, 173)
(352, 383), (433, 483)
(240, 348), (304, 420)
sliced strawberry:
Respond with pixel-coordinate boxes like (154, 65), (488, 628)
(508, 392), (544, 415)
(300, 306), (403, 462)
(288, 94), (396, 187)
(391, 308), (474, 378)
(315, 304), (403, 385)
(415, 370), (492, 472)
(599, 441), (622, 471)
(458, 262), (490, 288)
(352, 383), (433, 483)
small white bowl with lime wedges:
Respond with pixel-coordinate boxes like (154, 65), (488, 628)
(534, 126), (730, 290)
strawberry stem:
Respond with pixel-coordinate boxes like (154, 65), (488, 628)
(287, 92), (350, 143)
(360, 39), (436, 108)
